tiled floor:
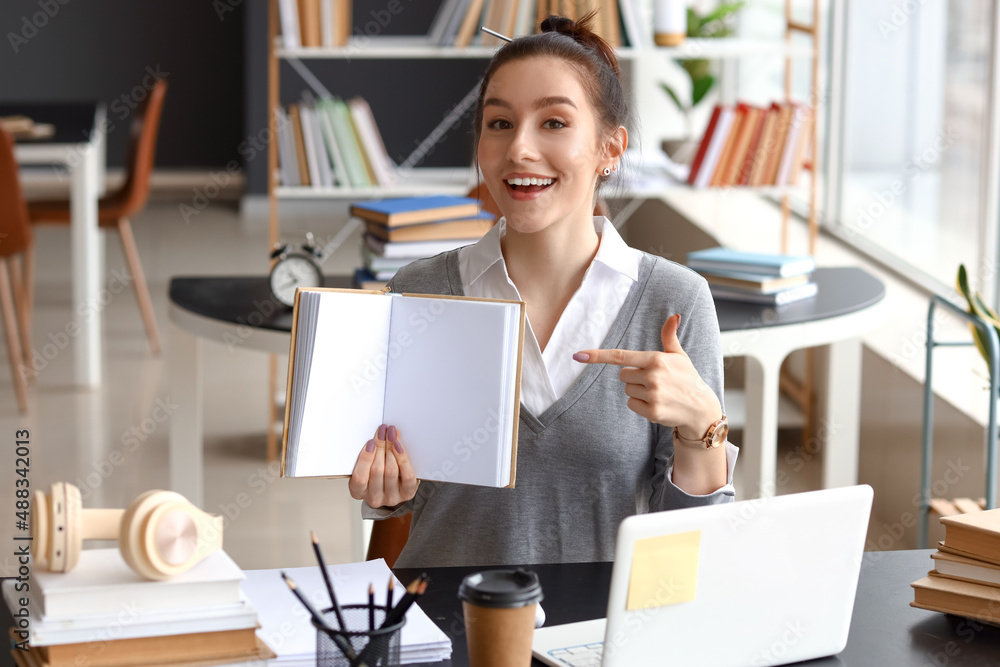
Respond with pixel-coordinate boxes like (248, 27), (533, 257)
(0, 198), (827, 576)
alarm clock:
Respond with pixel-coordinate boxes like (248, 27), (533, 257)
(269, 234), (324, 307)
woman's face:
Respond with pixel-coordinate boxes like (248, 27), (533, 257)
(478, 56), (613, 235)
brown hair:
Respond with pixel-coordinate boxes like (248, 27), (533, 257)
(473, 12), (633, 190)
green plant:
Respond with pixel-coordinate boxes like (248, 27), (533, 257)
(956, 263), (1000, 375)
(661, 2), (746, 135)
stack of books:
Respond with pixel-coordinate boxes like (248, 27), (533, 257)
(687, 247), (818, 307)
(911, 509), (1000, 625)
(277, 0), (351, 48)
(353, 195), (495, 288)
(2, 549), (271, 667)
(686, 101), (814, 189)
(276, 92), (395, 189)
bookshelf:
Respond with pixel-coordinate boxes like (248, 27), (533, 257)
(263, 0), (824, 459)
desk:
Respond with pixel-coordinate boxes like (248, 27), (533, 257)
(390, 550), (1000, 667)
(2, 550), (995, 667)
(718, 267), (886, 498)
(1, 102), (107, 387)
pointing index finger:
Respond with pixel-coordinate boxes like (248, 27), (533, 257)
(573, 348), (658, 368)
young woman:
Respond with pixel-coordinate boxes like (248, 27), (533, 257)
(348, 14), (737, 568)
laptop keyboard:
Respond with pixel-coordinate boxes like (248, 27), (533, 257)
(547, 642), (605, 667)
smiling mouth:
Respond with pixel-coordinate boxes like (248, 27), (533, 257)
(505, 177), (556, 194)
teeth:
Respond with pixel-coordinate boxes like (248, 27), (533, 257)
(506, 177), (553, 186)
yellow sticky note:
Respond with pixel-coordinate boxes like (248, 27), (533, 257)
(626, 530), (701, 611)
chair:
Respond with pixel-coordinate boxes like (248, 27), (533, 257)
(27, 78), (168, 354)
(0, 128), (36, 412)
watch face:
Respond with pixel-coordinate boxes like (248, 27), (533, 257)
(270, 254), (323, 307)
(710, 419), (729, 447)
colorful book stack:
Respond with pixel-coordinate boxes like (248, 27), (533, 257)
(277, 0), (351, 48)
(2, 549), (271, 667)
(353, 195), (495, 288)
(687, 247), (818, 307)
(276, 92), (395, 189)
(686, 101), (814, 189)
(911, 509), (1000, 626)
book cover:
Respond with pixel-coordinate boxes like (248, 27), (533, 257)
(298, 0), (321, 47)
(27, 549), (244, 620)
(330, 98), (371, 187)
(738, 105), (769, 186)
(315, 98), (349, 186)
(364, 233), (474, 259)
(455, 0), (486, 48)
(275, 106), (300, 187)
(429, 0), (464, 44)
(788, 107), (814, 185)
(933, 550), (1000, 588)
(348, 97), (397, 187)
(763, 103), (794, 185)
(687, 247), (816, 278)
(692, 107), (735, 189)
(687, 104), (722, 186)
(297, 101), (322, 188)
(281, 288), (526, 488)
(911, 573), (1000, 623)
(350, 195), (482, 226)
(702, 270), (810, 294)
(365, 212), (494, 243)
(775, 103), (810, 186)
(724, 103), (761, 186)
(749, 104), (780, 186)
(710, 104), (747, 187)
(288, 104), (311, 187)
(941, 509), (1000, 561)
(38, 628), (259, 667)
(709, 281), (818, 307)
(278, 0), (302, 48)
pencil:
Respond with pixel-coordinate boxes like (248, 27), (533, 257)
(386, 576), (394, 611)
(282, 572), (367, 666)
(310, 530), (347, 630)
(381, 573), (429, 628)
(368, 583), (376, 631)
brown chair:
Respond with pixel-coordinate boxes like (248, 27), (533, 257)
(363, 188), (611, 566)
(27, 78), (168, 354)
(0, 128), (36, 412)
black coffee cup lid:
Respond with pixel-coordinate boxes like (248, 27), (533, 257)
(458, 568), (543, 609)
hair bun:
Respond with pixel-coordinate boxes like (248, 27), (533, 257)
(540, 11), (620, 78)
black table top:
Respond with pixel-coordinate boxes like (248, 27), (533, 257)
(169, 267), (884, 336)
(393, 550), (1000, 666)
(0, 102), (99, 144)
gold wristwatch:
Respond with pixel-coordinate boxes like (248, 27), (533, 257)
(673, 415), (728, 449)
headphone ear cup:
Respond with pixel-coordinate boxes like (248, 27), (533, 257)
(47, 482), (81, 572)
(31, 489), (49, 567)
(120, 490), (188, 580)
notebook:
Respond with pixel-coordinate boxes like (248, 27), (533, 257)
(281, 287), (526, 488)
(532, 485), (873, 667)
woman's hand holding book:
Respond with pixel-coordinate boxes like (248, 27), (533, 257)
(349, 423), (420, 509)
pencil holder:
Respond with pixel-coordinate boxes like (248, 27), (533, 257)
(315, 603), (405, 667)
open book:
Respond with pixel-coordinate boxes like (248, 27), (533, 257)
(281, 287), (525, 488)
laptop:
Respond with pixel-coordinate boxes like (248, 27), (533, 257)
(532, 485), (873, 667)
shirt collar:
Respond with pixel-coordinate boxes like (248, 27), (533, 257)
(460, 216), (640, 288)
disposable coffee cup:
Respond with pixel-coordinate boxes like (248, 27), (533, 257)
(458, 568), (544, 667)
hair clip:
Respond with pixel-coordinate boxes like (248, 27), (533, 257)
(481, 26), (512, 42)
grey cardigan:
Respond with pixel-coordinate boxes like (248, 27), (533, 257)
(363, 249), (735, 568)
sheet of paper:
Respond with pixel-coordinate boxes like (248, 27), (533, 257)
(242, 558), (450, 662)
(290, 291), (392, 476)
(382, 295), (518, 487)
(626, 530), (701, 611)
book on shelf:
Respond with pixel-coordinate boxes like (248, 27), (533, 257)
(277, 95), (395, 189)
(30, 628), (262, 667)
(939, 509), (1000, 565)
(709, 281), (818, 307)
(364, 211), (494, 243)
(19, 549), (244, 620)
(701, 269), (810, 294)
(911, 573), (1000, 624)
(279, 0), (349, 48)
(350, 195), (482, 226)
(281, 287), (525, 488)
(687, 100), (814, 188)
(932, 550), (1000, 588)
(687, 247), (816, 278)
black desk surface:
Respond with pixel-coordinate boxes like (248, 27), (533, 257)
(393, 550), (1000, 667)
(0, 102), (99, 144)
(169, 267), (884, 335)
(3, 551), (996, 666)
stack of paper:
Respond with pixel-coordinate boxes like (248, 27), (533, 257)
(242, 559), (451, 665)
(1, 549), (271, 667)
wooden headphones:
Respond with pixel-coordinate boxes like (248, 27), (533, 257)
(31, 482), (224, 580)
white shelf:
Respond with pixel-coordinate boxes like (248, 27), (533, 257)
(275, 36), (814, 61)
(275, 167), (473, 198)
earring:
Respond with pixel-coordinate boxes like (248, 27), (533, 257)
(603, 167), (611, 176)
